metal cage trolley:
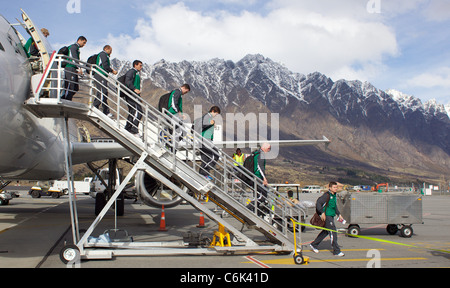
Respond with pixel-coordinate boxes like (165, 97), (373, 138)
(338, 192), (423, 238)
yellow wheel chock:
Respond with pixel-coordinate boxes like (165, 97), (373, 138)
(211, 223), (231, 247)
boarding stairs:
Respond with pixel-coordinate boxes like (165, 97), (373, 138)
(25, 52), (306, 258)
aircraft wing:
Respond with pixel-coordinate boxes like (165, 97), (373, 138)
(71, 142), (133, 165)
(213, 136), (330, 149)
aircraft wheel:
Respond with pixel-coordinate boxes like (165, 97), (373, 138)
(60, 244), (80, 264)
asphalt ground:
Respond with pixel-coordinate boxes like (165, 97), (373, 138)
(1, 189), (449, 272)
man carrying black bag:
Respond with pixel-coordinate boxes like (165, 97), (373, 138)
(310, 181), (345, 257)
(193, 106), (221, 180)
(240, 143), (271, 217)
(121, 60), (143, 137)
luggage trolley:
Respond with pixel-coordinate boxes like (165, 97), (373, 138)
(338, 192), (423, 238)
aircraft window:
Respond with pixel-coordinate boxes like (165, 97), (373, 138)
(0, 42), (4, 51)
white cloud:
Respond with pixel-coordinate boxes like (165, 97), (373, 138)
(101, 1), (399, 82)
(423, 0), (450, 22)
(405, 67), (450, 89)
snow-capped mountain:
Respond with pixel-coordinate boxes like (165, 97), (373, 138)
(111, 55), (450, 180)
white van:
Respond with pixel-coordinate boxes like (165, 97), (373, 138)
(301, 185), (322, 193)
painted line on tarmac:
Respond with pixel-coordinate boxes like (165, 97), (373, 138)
(243, 255), (271, 268)
(243, 256), (427, 266)
(293, 220), (450, 255)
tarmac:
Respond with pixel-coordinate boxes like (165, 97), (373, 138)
(1, 188), (450, 269)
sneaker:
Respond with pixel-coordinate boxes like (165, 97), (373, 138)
(106, 113), (113, 118)
(309, 244), (319, 253)
(205, 175), (213, 181)
(334, 252), (345, 257)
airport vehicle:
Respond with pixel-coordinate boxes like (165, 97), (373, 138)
(89, 169), (121, 198)
(301, 185), (322, 193)
(0, 190), (13, 205)
(29, 181), (64, 198)
(372, 183), (389, 192)
(338, 192), (423, 237)
(52, 178), (92, 195)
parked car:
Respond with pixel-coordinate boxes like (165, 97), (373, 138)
(301, 185), (322, 193)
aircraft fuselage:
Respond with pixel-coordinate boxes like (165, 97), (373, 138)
(0, 15), (66, 180)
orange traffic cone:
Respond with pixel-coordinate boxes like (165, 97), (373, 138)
(196, 212), (205, 228)
(159, 205), (168, 231)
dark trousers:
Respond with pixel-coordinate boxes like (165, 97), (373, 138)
(93, 74), (110, 114)
(244, 176), (269, 216)
(311, 215), (341, 254)
(62, 67), (79, 101)
(199, 146), (219, 176)
(124, 96), (142, 134)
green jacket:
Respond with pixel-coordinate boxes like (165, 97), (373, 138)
(95, 51), (112, 77)
(167, 89), (183, 115)
(200, 113), (215, 140)
(253, 150), (265, 179)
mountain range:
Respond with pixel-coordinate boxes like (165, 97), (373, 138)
(110, 54), (450, 185)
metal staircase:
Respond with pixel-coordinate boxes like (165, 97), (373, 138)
(25, 52), (306, 260)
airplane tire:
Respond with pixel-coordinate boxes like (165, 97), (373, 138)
(95, 193), (106, 216)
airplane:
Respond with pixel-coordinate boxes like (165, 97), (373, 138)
(0, 10), (330, 211)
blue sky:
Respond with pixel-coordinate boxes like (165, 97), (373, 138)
(2, 0), (450, 106)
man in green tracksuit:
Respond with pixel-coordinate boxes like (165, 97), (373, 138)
(194, 106), (221, 179)
(310, 181), (345, 257)
(62, 36), (87, 101)
(167, 84), (190, 115)
(158, 84), (191, 145)
(124, 60), (143, 136)
(24, 28), (49, 57)
(244, 143), (271, 216)
(93, 45), (117, 116)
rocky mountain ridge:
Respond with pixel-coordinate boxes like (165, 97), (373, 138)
(111, 55), (450, 184)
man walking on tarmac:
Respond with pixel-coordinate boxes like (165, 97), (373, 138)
(310, 181), (345, 257)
